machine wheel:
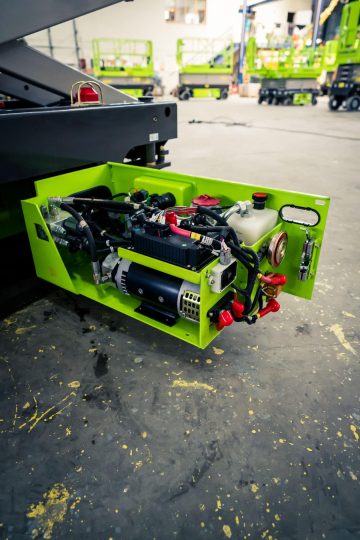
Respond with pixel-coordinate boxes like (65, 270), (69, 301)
(179, 89), (191, 101)
(346, 95), (360, 111)
(328, 96), (342, 110)
(284, 96), (292, 106)
(273, 97), (280, 105)
(144, 89), (153, 97)
(219, 88), (229, 100)
(267, 96), (273, 105)
(258, 95), (264, 104)
(312, 96), (318, 106)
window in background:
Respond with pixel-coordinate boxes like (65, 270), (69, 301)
(164, 0), (207, 24)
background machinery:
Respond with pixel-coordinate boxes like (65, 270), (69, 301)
(92, 38), (156, 97)
(175, 38), (234, 100)
(328, 0), (360, 111)
(246, 37), (324, 105)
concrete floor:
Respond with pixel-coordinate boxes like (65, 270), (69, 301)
(1, 96), (360, 540)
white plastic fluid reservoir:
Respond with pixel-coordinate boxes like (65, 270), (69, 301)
(226, 192), (278, 245)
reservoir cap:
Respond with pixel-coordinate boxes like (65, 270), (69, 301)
(252, 192), (268, 210)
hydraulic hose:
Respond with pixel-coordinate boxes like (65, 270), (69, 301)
(197, 206), (240, 247)
(60, 203), (101, 285)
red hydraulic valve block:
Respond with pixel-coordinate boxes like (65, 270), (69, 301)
(216, 310), (234, 331)
(257, 298), (280, 319)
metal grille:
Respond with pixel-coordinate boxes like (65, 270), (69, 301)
(181, 290), (201, 323)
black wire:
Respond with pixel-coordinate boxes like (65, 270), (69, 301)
(60, 203), (98, 264)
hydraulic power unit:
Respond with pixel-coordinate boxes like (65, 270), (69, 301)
(22, 163), (329, 349)
(92, 38), (156, 97)
(328, 0), (360, 111)
(246, 38), (323, 106)
(175, 38), (234, 100)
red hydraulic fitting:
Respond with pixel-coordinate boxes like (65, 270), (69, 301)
(259, 273), (287, 286)
(165, 212), (177, 225)
(216, 310), (234, 331)
(257, 298), (281, 319)
(231, 297), (245, 318)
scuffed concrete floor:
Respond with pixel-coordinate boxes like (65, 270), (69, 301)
(1, 96), (360, 540)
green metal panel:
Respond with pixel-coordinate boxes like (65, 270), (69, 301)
(92, 38), (155, 79)
(336, 0), (360, 65)
(192, 88), (221, 98)
(176, 38), (234, 75)
(246, 37), (325, 80)
(21, 163), (330, 348)
(293, 93), (312, 105)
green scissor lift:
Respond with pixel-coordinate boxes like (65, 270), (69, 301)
(176, 38), (234, 100)
(328, 0), (360, 111)
(246, 37), (324, 105)
(92, 38), (155, 97)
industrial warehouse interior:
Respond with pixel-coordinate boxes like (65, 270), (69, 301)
(0, 1), (359, 539)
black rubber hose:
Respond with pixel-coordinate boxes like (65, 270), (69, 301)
(60, 203), (98, 264)
(197, 206), (239, 247)
(72, 198), (136, 213)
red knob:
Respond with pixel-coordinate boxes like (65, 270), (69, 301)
(231, 299), (245, 318)
(258, 298), (280, 318)
(216, 310), (234, 331)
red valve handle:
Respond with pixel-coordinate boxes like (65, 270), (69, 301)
(257, 298), (281, 318)
(259, 273), (287, 286)
(216, 310), (234, 331)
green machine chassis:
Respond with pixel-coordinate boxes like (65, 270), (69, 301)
(328, 0), (360, 111)
(22, 163), (329, 349)
(92, 39), (155, 97)
(246, 38), (324, 106)
(176, 38), (234, 100)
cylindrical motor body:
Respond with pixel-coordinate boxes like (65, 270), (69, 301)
(113, 259), (200, 322)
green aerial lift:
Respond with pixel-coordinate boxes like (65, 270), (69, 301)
(246, 37), (324, 105)
(92, 38), (155, 97)
(176, 38), (234, 100)
(320, 39), (338, 95)
(328, 0), (360, 111)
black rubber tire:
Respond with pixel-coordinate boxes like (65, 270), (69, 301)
(312, 96), (318, 106)
(179, 90), (191, 101)
(220, 89), (229, 100)
(258, 96), (264, 104)
(273, 97), (280, 105)
(267, 96), (273, 105)
(328, 96), (342, 110)
(346, 95), (360, 111)
(284, 96), (292, 106)
(144, 89), (153, 97)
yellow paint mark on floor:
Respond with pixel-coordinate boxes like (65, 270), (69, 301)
(141, 431), (148, 439)
(278, 438), (286, 444)
(122, 444), (128, 449)
(350, 424), (359, 441)
(213, 347), (224, 355)
(27, 483), (80, 539)
(223, 524), (232, 538)
(329, 323), (357, 356)
(67, 381), (80, 389)
(274, 513), (281, 521)
(248, 410), (254, 416)
(349, 471), (358, 480)
(206, 359), (213, 364)
(15, 325), (36, 335)
(172, 379), (215, 392)
(250, 483), (259, 493)
(216, 498), (222, 510)
(337, 431), (342, 438)
(306, 447), (313, 452)
(3, 318), (16, 326)
(342, 311), (356, 318)
(235, 515), (240, 525)
(19, 392), (75, 433)
(65, 427), (71, 437)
